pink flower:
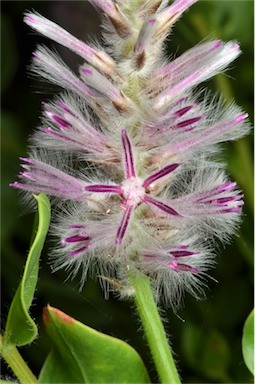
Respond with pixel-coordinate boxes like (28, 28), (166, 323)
(11, 0), (249, 307)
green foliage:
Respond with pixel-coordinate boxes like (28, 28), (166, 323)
(181, 323), (231, 382)
(242, 309), (254, 375)
(4, 194), (51, 347)
(39, 305), (150, 383)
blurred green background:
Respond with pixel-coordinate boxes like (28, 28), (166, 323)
(1, 1), (253, 383)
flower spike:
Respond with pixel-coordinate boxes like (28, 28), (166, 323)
(12, 0), (250, 309)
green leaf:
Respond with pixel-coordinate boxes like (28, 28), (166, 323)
(4, 194), (51, 347)
(181, 324), (230, 381)
(242, 309), (254, 374)
(39, 305), (150, 384)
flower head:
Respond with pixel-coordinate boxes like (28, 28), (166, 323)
(11, 0), (250, 308)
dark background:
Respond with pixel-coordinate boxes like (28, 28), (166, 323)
(1, 1), (254, 383)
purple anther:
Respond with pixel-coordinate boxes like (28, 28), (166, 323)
(170, 250), (198, 258)
(143, 163), (179, 188)
(176, 116), (203, 128)
(84, 184), (121, 194)
(69, 244), (91, 257)
(218, 182), (237, 192)
(64, 235), (91, 243)
(168, 261), (199, 273)
(115, 205), (134, 244)
(209, 196), (242, 205)
(174, 105), (194, 117)
(222, 207), (242, 213)
(51, 114), (72, 129)
(121, 130), (136, 179)
(144, 195), (180, 216)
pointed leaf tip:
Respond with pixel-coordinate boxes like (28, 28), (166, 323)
(43, 305), (74, 325)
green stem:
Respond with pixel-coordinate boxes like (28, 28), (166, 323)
(0, 335), (38, 384)
(129, 272), (181, 384)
